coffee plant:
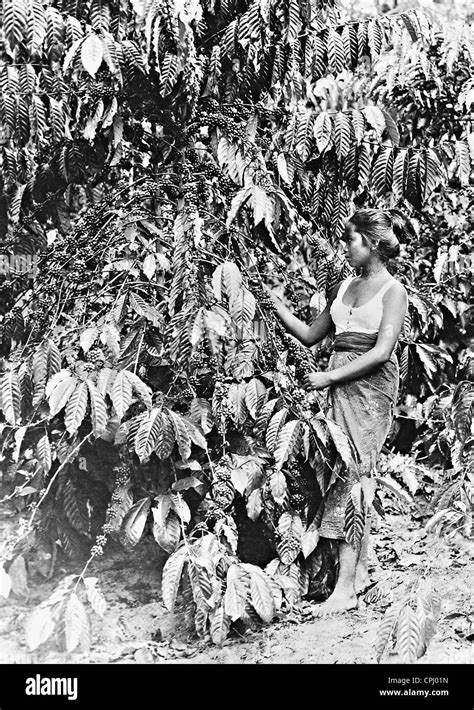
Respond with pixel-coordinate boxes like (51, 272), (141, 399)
(0, 0), (472, 654)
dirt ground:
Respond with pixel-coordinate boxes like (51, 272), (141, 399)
(0, 510), (472, 666)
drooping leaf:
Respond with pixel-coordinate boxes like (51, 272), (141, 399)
(301, 516), (320, 558)
(246, 488), (262, 521)
(162, 548), (187, 612)
(224, 564), (249, 621)
(270, 469), (287, 505)
(273, 420), (301, 470)
(36, 433), (52, 473)
(123, 370), (152, 409)
(344, 494), (366, 548)
(326, 419), (354, 468)
(83, 578), (106, 617)
(265, 407), (288, 453)
(210, 603), (231, 646)
(64, 592), (89, 653)
(48, 375), (78, 418)
(64, 381), (89, 434)
(81, 33), (104, 76)
(1, 370), (21, 425)
(376, 603), (401, 662)
(87, 381), (108, 436)
(396, 604), (422, 664)
(25, 605), (56, 652)
(152, 510), (181, 554)
(242, 563), (275, 623)
(120, 497), (151, 547)
(314, 111), (332, 153)
(111, 370), (133, 420)
(168, 410), (192, 461)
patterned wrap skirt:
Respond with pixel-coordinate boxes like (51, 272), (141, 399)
(318, 332), (399, 541)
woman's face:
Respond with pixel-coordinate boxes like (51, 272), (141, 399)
(340, 223), (372, 268)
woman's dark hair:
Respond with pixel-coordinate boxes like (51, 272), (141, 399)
(348, 208), (416, 261)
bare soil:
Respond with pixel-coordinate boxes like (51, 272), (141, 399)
(0, 511), (472, 666)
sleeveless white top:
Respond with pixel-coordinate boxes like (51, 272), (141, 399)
(329, 275), (396, 335)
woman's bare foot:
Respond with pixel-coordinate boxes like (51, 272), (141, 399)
(311, 592), (358, 617)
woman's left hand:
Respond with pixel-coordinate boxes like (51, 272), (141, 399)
(304, 372), (332, 390)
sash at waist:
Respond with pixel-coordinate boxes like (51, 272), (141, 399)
(333, 332), (377, 352)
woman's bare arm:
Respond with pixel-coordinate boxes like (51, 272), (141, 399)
(267, 283), (341, 347)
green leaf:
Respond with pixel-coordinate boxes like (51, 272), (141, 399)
(301, 516), (320, 558)
(333, 112), (352, 160)
(227, 383), (248, 426)
(251, 185), (274, 233)
(86, 381), (108, 436)
(210, 602), (231, 646)
(344, 494), (365, 548)
(326, 418), (354, 468)
(96, 367), (117, 397)
(1, 370), (21, 425)
(212, 261), (242, 302)
(229, 288), (256, 331)
(170, 492), (191, 524)
(314, 112), (333, 153)
(111, 370), (133, 420)
(367, 18), (383, 59)
(64, 381), (89, 434)
(152, 510), (181, 553)
(35, 432), (52, 473)
(81, 33), (104, 76)
(381, 109), (400, 147)
(162, 548), (187, 612)
(123, 370), (152, 409)
(64, 592), (89, 653)
(48, 375), (78, 418)
(363, 105), (385, 137)
(392, 149), (408, 200)
(375, 603), (401, 662)
(246, 488), (262, 521)
(376, 475), (413, 506)
(242, 564), (275, 623)
(372, 146), (393, 196)
(265, 407), (288, 453)
(153, 494), (173, 529)
(120, 497), (151, 547)
(83, 577), (106, 617)
(273, 420), (301, 470)
(224, 564), (249, 621)
(169, 411), (192, 461)
(228, 463), (246, 495)
(134, 408), (163, 462)
(270, 469), (287, 505)
(129, 292), (161, 327)
(277, 512), (303, 564)
(327, 28), (344, 74)
(189, 397), (213, 434)
(182, 417), (208, 451)
(244, 378), (267, 419)
(155, 411), (175, 460)
(351, 109), (366, 145)
(25, 605), (56, 651)
(396, 604), (422, 663)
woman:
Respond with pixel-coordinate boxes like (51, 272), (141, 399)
(267, 208), (412, 615)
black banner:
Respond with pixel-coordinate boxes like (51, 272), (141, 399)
(0, 663), (471, 709)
